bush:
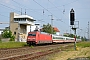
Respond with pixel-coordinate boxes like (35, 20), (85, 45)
(1, 29), (15, 41)
(9, 35), (15, 41)
(2, 30), (12, 38)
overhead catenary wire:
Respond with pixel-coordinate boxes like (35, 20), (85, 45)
(33, 0), (63, 22)
(47, 0), (77, 26)
(47, 0), (68, 24)
(47, 0), (79, 9)
(47, 0), (64, 20)
(0, 3), (21, 13)
(0, 0), (80, 29)
(32, 0), (73, 34)
(11, 0), (45, 20)
(33, 0), (53, 15)
(12, 0), (32, 15)
(47, 0), (81, 35)
(47, 0), (80, 27)
(33, 0), (67, 29)
(48, 0), (62, 12)
(0, 0), (46, 24)
(0, 0), (78, 27)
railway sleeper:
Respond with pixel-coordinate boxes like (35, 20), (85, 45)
(0, 49), (60, 60)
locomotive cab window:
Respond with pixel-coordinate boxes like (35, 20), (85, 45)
(28, 34), (36, 36)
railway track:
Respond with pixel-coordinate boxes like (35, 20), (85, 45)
(0, 43), (74, 60)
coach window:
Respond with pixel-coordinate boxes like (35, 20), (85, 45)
(53, 37), (55, 39)
(59, 37), (63, 39)
(66, 38), (68, 40)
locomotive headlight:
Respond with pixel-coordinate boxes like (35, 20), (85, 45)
(28, 38), (31, 39)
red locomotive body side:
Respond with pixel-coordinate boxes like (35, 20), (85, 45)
(37, 33), (52, 44)
(27, 31), (52, 45)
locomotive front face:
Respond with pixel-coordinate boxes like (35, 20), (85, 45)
(27, 32), (37, 45)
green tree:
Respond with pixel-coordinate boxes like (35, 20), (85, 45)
(63, 33), (74, 38)
(9, 35), (15, 41)
(63, 34), (68, 37)
(76, 35), (80, 39)
(2, 29), (12, 38)
(41, 23), (56, 34)
(81, 36), (87, 41)
(69, 34), (75, 38)
(2, 29), (15, 41)
(63, 33), (80, 39)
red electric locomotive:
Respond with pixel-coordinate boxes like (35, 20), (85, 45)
(27, 31), (81, 45)
(27, 31), (52, 45)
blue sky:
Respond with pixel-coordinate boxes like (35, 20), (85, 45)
(0, 0), (90, 38)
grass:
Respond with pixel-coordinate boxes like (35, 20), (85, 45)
(77, 41), (90, 48)
(47, 41), (90, 60)
(0, 41), (90, 49)
(0, 41), (27, 48)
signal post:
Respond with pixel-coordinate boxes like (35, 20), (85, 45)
(72, 27), (77, 50)
(70, 8), (79, 50)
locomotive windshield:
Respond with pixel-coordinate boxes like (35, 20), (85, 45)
(28, 34), (36, 36)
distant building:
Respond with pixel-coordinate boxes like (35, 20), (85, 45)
(0, 29), (4, 34)
(10, 12), (37, 42)
(53, 27), (60, 35)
